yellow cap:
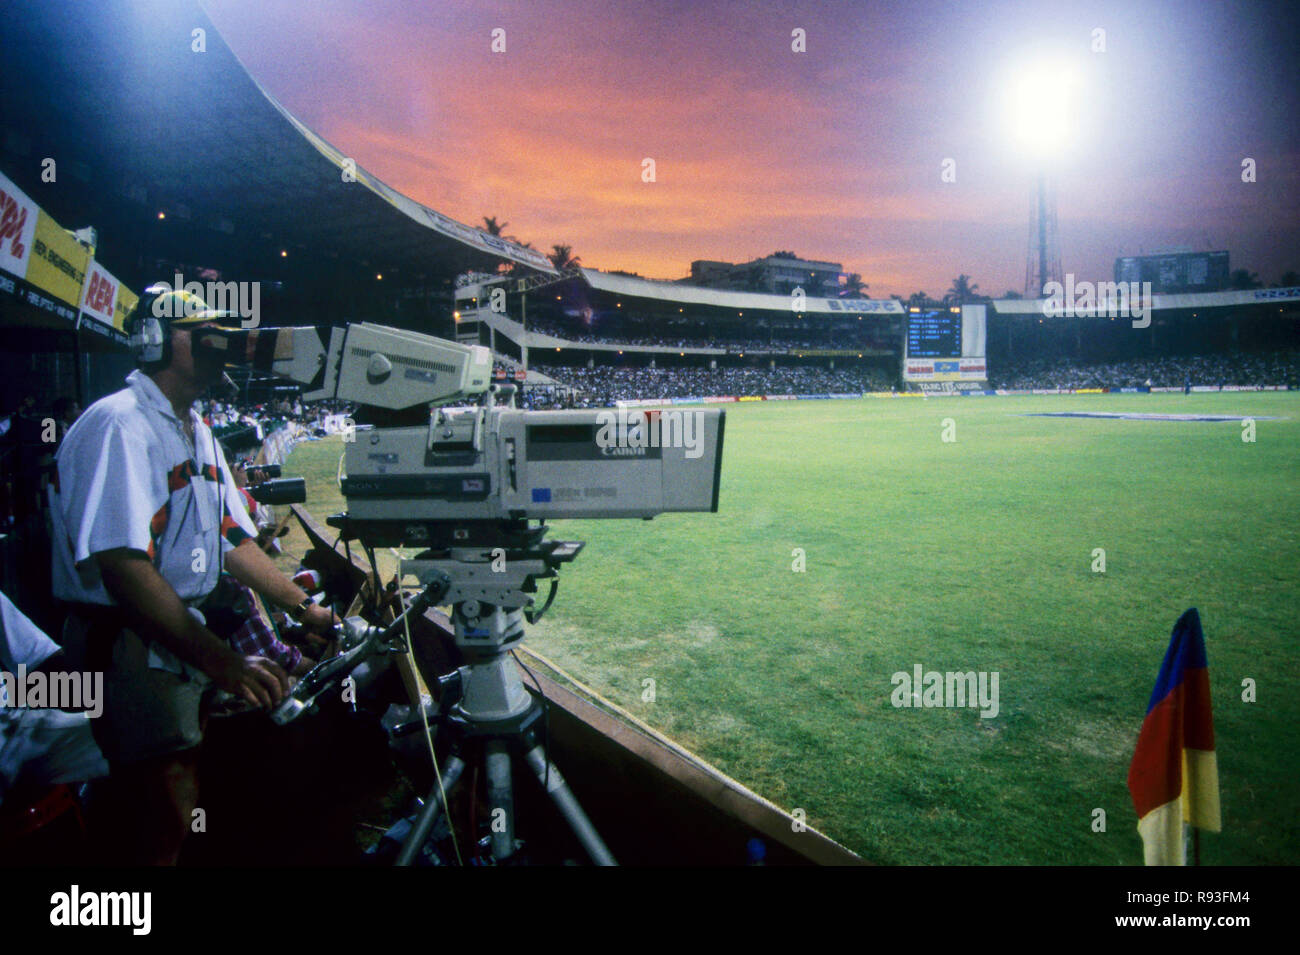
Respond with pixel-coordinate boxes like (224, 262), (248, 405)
(140, 283), (234, 326)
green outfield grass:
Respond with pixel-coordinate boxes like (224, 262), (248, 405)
(282, 392), (1300, 865)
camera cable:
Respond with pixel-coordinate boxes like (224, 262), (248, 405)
(398, 584), (463, 866)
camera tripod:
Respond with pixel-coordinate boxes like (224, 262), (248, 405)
(274, 522), (617, 866)
(391, 533), (615, 866)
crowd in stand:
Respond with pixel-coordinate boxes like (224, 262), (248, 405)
(526, 363), (896, 407)
(517, 350), (1299, 407)
(990, 351), (1300, 391)
(202, 399), (277, 442)
(524, 316), (891, 352)
(200, 396), (356, 445)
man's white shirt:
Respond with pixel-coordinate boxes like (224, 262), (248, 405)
(0, 590), (108, 802)
(0, 591), (58, 709)
(48, 371), (257, 673)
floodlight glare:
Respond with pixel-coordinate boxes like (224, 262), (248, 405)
(1004, 57), (1081, 161)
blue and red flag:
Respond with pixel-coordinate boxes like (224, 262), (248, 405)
(1127, 608), (1221, 865)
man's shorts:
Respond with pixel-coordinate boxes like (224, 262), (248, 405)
(61, 613), (215, 766)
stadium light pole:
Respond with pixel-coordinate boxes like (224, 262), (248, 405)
(1003, 56), (1080, 298)
(1036, 170), (1049, 299)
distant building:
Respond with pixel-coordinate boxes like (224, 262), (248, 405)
(688, 253), (846, 297)
(1114, 250), (1230, 294)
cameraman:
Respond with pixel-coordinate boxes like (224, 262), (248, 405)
(49, 284), (336, 864)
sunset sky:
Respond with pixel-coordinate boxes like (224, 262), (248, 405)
(203, 0), (1299, 298)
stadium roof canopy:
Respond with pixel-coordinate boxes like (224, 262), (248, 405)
(991, 286), (1300, 316)
(0, 0), (552, 301)
(577, 269), (904, 316)
(555, 271), (1300, 321)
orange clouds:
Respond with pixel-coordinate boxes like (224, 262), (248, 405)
(204, 0), (1300, 295)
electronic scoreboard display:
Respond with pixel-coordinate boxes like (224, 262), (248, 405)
(1113, 251), (1229, 294)
(906, 309), (961, 358)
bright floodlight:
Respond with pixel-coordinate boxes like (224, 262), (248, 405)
(1005, 57), (1081, 161)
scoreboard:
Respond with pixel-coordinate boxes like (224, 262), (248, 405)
(1114, 251), (1229, 294)
(903, 305), (987, 382)
(906, 309), (961, 358)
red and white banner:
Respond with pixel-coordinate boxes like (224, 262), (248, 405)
(0, 170), (38, 278)
(79, 258), (121, 326)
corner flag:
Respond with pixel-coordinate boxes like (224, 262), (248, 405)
(1127, 608), (1221, 865)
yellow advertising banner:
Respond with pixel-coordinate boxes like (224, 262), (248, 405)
(114, 285), (138, 332)
(2, 166), (135, 338)
(25, 208), (89, 308)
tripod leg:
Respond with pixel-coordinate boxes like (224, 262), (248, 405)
(522, 745), (617, 866)
(394, 755), (465, 866)
(484, 740), (515, 861)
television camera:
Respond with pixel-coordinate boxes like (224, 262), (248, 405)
(237, 463), (308, 507)
(203, 321), (725, 865)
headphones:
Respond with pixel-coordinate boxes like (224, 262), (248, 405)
(127, 283), (234, 369)
(125, 283), (176, 368)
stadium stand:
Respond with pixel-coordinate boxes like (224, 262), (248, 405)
(527, 363), (895, 406)
(990, 350), (1300, 391)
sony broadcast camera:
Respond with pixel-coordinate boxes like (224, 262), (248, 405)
(199, 320), (725, 742)
(207, 321), (725, 549)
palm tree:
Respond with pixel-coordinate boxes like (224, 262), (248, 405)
(907, 291), (931, 308)
(1002, 289), (1024, 300)
(945, 274), (980, 305)
(840, 273), (868, 297)
(548, 244), (581, 270)
(1228, 269), (1261, 290)
(483, 216), (529, 274)
(481, 215), (510, 237)
(1275, 270), (1299, 287)
(483, 215), (530, 247)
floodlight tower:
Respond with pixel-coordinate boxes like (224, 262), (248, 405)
(1006, 58), (1077, 298)
(1024, 173), (1063, 298)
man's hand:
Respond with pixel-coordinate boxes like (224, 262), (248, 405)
(212, 654), (289, 708)
(299, 602), (340, 636)
(226, 539), (339, 636)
